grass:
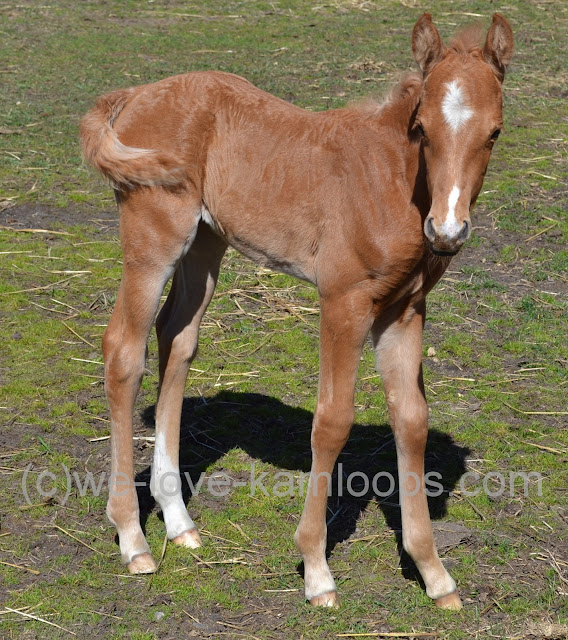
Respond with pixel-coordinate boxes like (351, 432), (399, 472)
(1, 0), (567, 639)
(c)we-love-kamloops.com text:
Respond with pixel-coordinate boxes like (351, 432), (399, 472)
(21, 462), (543, 507)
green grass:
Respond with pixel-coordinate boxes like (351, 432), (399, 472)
(1, 1), (567, 639)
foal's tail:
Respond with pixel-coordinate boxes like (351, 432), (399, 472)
(80, 88), (186, 188)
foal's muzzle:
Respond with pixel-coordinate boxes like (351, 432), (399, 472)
(424, 215), (471, 256)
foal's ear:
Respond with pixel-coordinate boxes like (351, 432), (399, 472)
(483, 13), (514, 82)
(412, 13), (447, 74)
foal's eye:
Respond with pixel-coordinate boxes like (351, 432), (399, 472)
(415, 123), (426, 138)
(489, 128), (501, 141)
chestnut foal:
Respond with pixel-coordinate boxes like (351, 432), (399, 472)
(81, 13), (513, 609)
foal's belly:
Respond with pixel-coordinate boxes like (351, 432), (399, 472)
(199, 203), (318, 283)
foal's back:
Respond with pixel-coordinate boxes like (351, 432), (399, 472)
(111, 71), (418, 288)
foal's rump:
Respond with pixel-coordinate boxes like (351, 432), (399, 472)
(80, 83), (188, 188)
(80, 71), (289, 191)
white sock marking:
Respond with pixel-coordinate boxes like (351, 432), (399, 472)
(304, 558), (336, 601)
(150, 432), (196, 539)
(115, 521), (152, 564)
(442, 81), (473, 133)
(426, 571), (457, 600)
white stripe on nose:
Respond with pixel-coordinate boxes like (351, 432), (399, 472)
(440, 186), (462, 239)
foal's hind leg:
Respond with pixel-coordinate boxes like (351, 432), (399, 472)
(372, 300), (462, 610)
(151, 224), (227, 547)
(104, 189), (202, 574)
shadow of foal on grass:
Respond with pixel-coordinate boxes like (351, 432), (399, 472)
(135, 391), (469, 593)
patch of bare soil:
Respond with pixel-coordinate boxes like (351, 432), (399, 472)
(454, 208), (567, 299)
(0, 202), (118, 232)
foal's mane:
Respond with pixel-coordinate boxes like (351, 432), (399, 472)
(350, 72), (423, 133)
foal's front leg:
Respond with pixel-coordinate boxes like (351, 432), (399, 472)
(372, 300), (462, 609)
(295, 292), (373, 607)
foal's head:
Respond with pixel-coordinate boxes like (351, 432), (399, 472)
(412, 13), (514, 256)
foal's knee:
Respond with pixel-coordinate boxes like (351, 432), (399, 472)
(103, 326), (145, 387)
(102, 321), (119, 360)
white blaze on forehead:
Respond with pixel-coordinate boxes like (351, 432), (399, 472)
(440, 186), (462, 238)
(442, 81), (473, 132)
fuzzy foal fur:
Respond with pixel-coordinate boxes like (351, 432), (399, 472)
(81, 14), (513, 608)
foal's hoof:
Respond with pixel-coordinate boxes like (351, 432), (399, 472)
(172, 528), (202, 549)
(309, 591), (340, 608)
(127, 552), (157, 574)
(435, 590), (463, 610)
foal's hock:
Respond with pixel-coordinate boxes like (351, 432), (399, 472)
(81, 13), (513, 609)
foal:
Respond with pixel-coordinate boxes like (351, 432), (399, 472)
(81, 13), (513, 609)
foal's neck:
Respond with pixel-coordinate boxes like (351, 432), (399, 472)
(350, 74), (430, 218)
(379, 74), (430, 219)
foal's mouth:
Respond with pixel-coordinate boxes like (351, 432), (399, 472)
(428, 245), (460, 258)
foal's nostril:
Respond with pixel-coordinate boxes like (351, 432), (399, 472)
(424, 216), (436, 242)
(458, 219), (470, 244)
